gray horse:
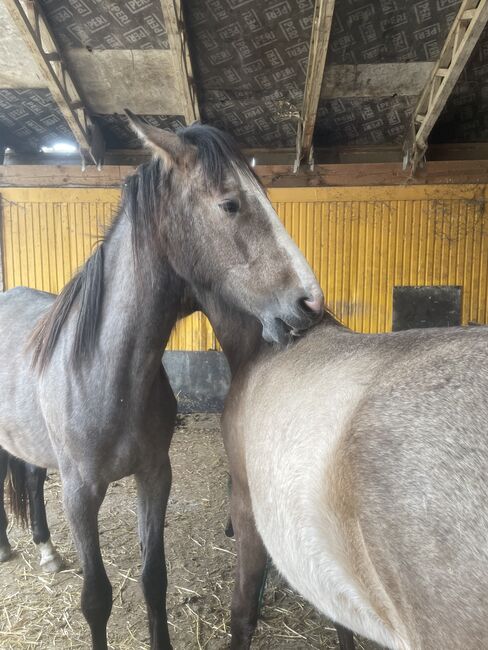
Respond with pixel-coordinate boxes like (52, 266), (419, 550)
(193, 285), (488, 649)
(0, 114), (322, 650)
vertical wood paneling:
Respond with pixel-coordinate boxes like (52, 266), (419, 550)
(1, 186), (488, 351)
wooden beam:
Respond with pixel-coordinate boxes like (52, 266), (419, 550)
(159, 0), (200, 125)
(405, 0), (488, 172)
(296, 0), (335, 168)
(258, 160), (488, 187)
(3, 160), (488, 189)
(6, 142), (488, 169)
(2, 0), (103, 165)
(0, 165), (134, 188)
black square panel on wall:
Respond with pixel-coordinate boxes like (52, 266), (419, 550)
(392, 286), (462, 331)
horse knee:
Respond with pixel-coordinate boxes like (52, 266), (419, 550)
(81, 574), (112, 630)
(141, 555), (166, 612)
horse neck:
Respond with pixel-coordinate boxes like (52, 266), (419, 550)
(97, 214), (182, 372)
(200, 295), (263, 376)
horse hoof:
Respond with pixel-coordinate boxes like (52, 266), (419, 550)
(40, 551), (64, 573)
(0, 544), (12, 562)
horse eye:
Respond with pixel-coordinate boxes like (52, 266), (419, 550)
(220, 199), (240, 216)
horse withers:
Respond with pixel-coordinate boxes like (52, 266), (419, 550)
(0, 115), (322, 650)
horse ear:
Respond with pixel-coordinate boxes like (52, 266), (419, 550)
(124, 109), (184, 168)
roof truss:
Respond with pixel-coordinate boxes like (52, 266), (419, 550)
(3, 0), (104, 167)
(404, 0), (488, 172)
(295, 0), (335, 171)
(159, 0), (200, 125)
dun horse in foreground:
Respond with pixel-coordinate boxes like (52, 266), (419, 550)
(0, 116), (323, 649)
(197, 288), (488, 648)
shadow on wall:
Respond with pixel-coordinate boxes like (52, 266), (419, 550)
(163, 351), (230, 413)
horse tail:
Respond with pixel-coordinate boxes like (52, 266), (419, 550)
(7, 454), (29, 527)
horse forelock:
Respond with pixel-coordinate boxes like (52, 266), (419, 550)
(178, 123), (262, 193)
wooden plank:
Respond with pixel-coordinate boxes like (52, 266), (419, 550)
(297, 0), (335, 166)
(159, 0), (200, 124)
(7, 142), (488, 168)
(3, 161), (488, 188)
(0, 166), (136, 188)
(260, 160), (488, 187)
(2, 0), (103, 164)
(406, 0), (488, 171)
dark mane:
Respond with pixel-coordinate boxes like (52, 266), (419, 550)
(30, 123), (254, 372)
(30, 157), (163, 371)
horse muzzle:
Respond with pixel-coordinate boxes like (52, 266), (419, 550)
(260, 291), (324, 345)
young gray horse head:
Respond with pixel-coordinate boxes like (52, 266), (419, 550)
(126, 110), (324, 344)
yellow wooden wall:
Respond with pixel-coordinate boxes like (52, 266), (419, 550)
(1, 185), (487, 350)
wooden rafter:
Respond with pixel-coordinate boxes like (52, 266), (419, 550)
(295, 0), (335, 170)
(159, 0), (200, 125)
(404, 0), (488, 172)
(3, 0), (103, 166)
(4, 159), (488, 188)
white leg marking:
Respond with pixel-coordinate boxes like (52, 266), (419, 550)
(38, 538), (64, 573)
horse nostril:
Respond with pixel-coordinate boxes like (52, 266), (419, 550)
(301, 295), (324, 315)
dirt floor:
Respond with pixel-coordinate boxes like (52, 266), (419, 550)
(0, 414), (380, 650)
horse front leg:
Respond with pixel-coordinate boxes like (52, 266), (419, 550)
(0, 449), (11, 561)
(25, 463), (64, 572)
(136, 456), (173, 650)
(230, 480), (268, 650)
(62, 470), (112, 650)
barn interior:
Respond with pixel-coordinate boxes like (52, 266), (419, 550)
(2, 0), (488, 409)
(2, 0), (488, 410)
(1, 1), (488, 648)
